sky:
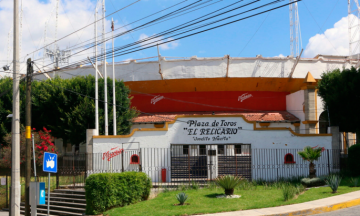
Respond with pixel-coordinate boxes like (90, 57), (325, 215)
(0, 0), (351, 74)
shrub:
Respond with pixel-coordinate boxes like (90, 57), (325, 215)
(295, 184), (305, 194)
(0, 127), (57, 168)
(326, 174), (342, 193)
(178, 184), (189, 191)
(301, 177), (326, 187)
(282, 183), (297, 201)
(350, 177), (359, 187)
(206, 181), (218, 190)
(191, 181), (199, 190)
(348, 143), (360, 176)
(215, 175), (243, 195)
(85, 172), (151, 215)
(176, 192), (188, 205)
(162, 186), (170, 193)
(237, 179), (250, 190)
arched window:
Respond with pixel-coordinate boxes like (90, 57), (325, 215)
(284, 153), (295, 164)
(130, 154), (140, 164)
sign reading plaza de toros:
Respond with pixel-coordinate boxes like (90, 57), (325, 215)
(183, 120), (242, 141)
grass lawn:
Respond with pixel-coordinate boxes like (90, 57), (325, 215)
(105, 181), (360, 216)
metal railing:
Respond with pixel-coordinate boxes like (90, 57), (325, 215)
(0, 147), (343, 201)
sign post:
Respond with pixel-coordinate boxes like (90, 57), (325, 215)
(43, 152), (58, 216)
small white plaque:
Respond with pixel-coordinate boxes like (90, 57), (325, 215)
(0, 177), (6, 185)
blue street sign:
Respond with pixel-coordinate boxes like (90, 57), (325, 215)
(43, 152), (58, 173)
(39, 182), (46, 205)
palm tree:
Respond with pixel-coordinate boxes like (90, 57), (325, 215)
(298, 146), (323, 178)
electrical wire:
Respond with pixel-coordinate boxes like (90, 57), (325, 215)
(27, 0), (141, 56)
(41, 0), (301, 71)
(30, 0), (206, 64)
(30, 77), (332, 135)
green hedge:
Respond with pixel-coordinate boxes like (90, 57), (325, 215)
(348, 143), (360, 176)
(85, 172), (151, 215)
(301, 177), (325, 187)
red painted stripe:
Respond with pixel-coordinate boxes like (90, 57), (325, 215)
(130, 91), (288, 113)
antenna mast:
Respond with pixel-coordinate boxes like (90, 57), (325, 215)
(44, 0), (71, 74)
(289, 0), (302, 57)
(348, 0), (360, 62)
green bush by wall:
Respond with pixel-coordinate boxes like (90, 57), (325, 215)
(348, 143), (360, 176)
(300, 177), (325, 187)
(85, 172), (151, 215)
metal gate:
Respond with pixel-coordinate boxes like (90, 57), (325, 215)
(217, 144), (251, 180)
(170, 144), (251, 181)
(171, 145), (208, 181)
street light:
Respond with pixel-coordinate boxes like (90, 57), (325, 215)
(3, 65), (10, 71)
(7, 114), (13, 118)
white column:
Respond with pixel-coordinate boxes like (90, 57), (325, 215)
(112, 18), (116, 135)
(102, 0), (108, 135)
(94, 6), (99, 135)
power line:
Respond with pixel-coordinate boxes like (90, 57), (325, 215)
(30, 0), (203, 63)
(26, 0), (141, 57)
(42, 0), (301, 71)
(238, 11), (271, 56)
(30, 77), (333, 136)
(31, 77), (313, 133)
(27, 63), (325, 113)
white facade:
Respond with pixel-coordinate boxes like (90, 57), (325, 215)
(92, 116), (334, 182)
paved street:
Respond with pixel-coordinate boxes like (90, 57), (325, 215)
(313, 205), (360, 216)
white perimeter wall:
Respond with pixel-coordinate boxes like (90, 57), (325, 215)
(34, 56), (353, 81)
(93, 116), (333, 181)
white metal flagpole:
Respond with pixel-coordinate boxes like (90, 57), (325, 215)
(102, 0), (108, 135)
(94, 5), (99, 135)
(112, 18), (116, 135)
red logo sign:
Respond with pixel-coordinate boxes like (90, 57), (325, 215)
(102, 147), (124, 161)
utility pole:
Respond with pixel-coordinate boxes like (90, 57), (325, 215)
(25, 58), (33, 216)
(11, 0), (21, 215)
(94, 5), (99, 135)
(112, 18), (116, 135)
(103, 0), (108, 135)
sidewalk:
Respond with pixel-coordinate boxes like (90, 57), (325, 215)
(203, 190), (360, 216)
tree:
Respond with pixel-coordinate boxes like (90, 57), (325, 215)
(0, 75), (138, 147)
(0, 77), (26, 144)
(317, 67), (360, 142)
(297, 146), (323, 178)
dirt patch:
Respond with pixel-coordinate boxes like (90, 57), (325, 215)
(173, 203), (190, 206)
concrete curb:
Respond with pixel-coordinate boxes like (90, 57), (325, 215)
(203, 190), (360, 216)
(268, 198), (360, 216)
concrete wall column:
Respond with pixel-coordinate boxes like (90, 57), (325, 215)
(301, 72), (318, 134)
(303, 87), (318, 134)
(86, 129), (97, 173)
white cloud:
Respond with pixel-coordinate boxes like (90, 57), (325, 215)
(139, 33), (179, 51)
(304, 16), (349, 58)
(274, 54), (285, 57)
(0, 0), (116, 76)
